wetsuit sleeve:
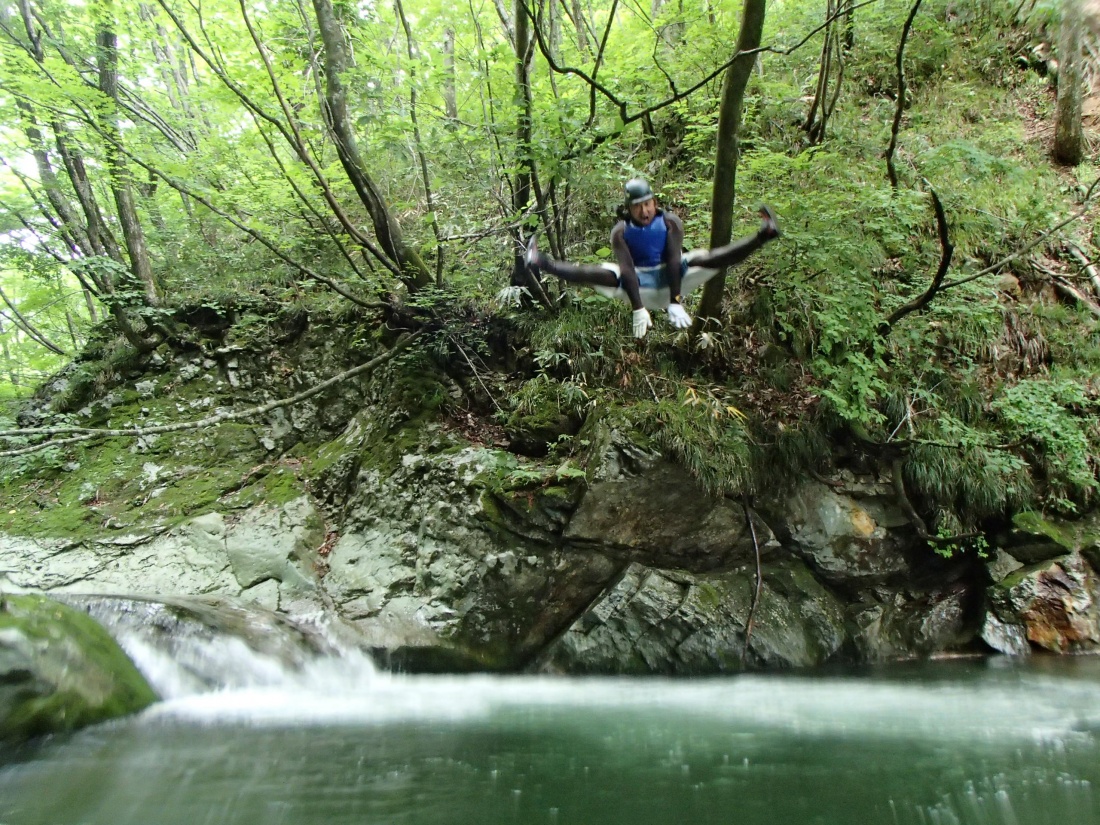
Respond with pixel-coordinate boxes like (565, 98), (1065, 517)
(663, 212), (685, 303)
(611, 221), (643, 311)
(611, 222), (635, 280)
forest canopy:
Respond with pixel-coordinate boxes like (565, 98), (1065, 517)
(0, 0), (1099, 540)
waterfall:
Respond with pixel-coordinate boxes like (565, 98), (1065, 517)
(60, 594), (377, 699)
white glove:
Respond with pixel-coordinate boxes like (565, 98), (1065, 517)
(667, 303), (692, 328)
(632, 308), (652, 339)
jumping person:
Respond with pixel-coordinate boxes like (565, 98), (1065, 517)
(525, 178), (781, 338)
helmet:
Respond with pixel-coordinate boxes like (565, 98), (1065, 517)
(624, 178), (655, 206)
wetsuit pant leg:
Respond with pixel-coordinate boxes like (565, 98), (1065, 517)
(536, 258), (619, 288)
(689, 230), (771, 270)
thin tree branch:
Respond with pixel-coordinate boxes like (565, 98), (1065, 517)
(885, 0), (922, 189)
(245, 108), (367, 280)
(0, 285), (67, 355)
(394, 0), (446, 286)
(0, 333), (419, 456)
(881, 184), (952, 330)
(529, 0), (880, 161)
(1067, 241), (1100, 298)
(1051, 274), (1100, 318)
(740, 498), (763, 668)
(0, 81), (385, 309)
(943, 175), (1100, 289)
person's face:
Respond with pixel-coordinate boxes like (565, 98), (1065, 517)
(629, 197), (657, 225)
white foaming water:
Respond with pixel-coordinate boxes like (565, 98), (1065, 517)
(118, 629), (378, 698)
(82, 596), (1100, 748)
(143, 666), (1100, 747)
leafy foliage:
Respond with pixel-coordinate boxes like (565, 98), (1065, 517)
(0, 0), (1098, 535)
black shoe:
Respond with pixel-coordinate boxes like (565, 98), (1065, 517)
(759, 205), (781, 239)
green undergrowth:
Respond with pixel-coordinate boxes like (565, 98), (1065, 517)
(2, 0), (1099, 551)
(490, 4), (1100, 536)
(0, 306), (362, 538)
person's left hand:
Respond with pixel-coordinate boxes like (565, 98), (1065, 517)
(667, 303), (692, 329)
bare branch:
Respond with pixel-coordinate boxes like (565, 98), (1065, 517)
(740, 498), (763, 668)
(394, 0), (446, 285)
(1067, 242), (1100, 299)
(1051, 274), (1100, 318)
(0, 334), (419, 456)
(527, 0), (879, 160)
(0, 285), (68, 355)
(1, 77), (386, 309)
(881, 185), (952, 331)
(885, 0), (922, 189)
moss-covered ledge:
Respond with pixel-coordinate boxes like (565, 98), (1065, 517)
(1001, 511), (1100, 566)
(0, 594), (156, 743)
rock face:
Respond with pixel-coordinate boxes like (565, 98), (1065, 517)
(782, 480), (913, 584)
(0, 594), (156, 742)
(981, 513), (1100, 655)
(540, 558), (848, 674)
(563, 458), (768, 571)
(321, 434), (620, 670)
(0, 498), (325, 615)
(0, 415), (1012, 673)
(985, 554), (1100, 653)
(3, 328), (1100, 675)
(539, 448), (981, 673)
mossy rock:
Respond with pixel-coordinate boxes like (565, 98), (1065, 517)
(999, 511), (1079, 564)
(503, 407), (581, 457)
(0, 594), (157, 743)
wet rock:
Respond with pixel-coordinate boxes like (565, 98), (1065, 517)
(985, 549), (1024, 584)
(325, 439), (619, 670)
(223, 497), (324, 593)
(564, 445), (777, 572)
(60, 593), (337, 689)
(997, 511), (1079, 565)
(0, 594), (156, 743)
(985, 552), (1100, 653)
(539, 558), (848, 674)
(849, 586), (974, 660)
(0, 501), (327, 617)
(980, 611), (1031, 656)
(781, 481), (912, 585)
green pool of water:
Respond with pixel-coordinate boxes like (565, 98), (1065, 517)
(2, 658), (1098, 825)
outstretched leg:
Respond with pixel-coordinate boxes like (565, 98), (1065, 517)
(527, 236), (618, 288)
(689, 206), (780, 270)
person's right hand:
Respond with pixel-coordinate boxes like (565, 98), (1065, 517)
(632, 308), (652, 339)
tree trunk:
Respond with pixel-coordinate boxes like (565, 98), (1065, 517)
(652, 0), (684, 47)
(54, 132), (123, 261)
(8, 0), (119, 263)
(511, 0), (535, 286)
(885, 0), (922, 190)
(1053, 0), (1085, 166)
(443, 28), (458, 120)
(803, 0), (834, 143)
(567, 0), (590, 55)
(695, 0), (767, 325)
(395, 0), (445, 286)
(95, 16), (160, 306)
(311, 0), (431, 290)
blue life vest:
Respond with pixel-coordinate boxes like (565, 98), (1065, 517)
(623, 213), (667, 268)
